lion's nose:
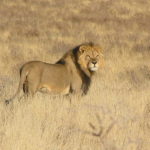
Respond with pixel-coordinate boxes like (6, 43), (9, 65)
(92, 60), (97, 65)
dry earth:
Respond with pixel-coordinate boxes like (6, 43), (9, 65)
(0, 0), (150, 150)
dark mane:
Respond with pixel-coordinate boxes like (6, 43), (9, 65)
(56, 44), (81, 64)
(56, 42), (95, 64)
(71, 42), (95, 61)
(71, 44), (92, 95)
(56, 42), (95, 95)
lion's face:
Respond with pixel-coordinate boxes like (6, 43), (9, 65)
(77, 45), (103, 72)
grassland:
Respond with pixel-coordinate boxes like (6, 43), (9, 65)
(0, 0), (150, 149)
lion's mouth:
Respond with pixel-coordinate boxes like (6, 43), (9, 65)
(89, 63), (99, 71)
(89, 66), (98, 71)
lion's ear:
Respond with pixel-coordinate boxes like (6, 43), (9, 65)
(79, 46), (87, 54)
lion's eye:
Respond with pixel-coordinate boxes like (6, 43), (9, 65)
(96, 55), (99, 58)
(86, 55), (91, 60)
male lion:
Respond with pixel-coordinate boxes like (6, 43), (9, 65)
(5, 42), (103, 104)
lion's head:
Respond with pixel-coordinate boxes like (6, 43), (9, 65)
(57, 43), (103, 75)
(77, 43), (103, 73)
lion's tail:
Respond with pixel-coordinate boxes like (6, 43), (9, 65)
(5, 65), (29, 105)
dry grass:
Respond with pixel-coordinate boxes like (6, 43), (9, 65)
(0, 0), (150, 149)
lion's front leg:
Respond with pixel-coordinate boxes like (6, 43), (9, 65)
(70, 75), (82, 94)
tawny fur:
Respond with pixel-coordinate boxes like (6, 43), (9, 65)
(5, 42), (104, 104)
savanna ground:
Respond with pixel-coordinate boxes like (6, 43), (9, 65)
(0, 0), (150, 149)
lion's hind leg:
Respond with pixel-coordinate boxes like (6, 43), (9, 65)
(27, 81), (40, 97)
(23, 79), (29, 94)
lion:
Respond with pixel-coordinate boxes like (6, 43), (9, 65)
(5, 42), (104, 104)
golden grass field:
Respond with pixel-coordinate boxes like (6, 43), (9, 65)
(0, 0), (150, 149)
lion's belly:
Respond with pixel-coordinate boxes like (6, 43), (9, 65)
(40, 84), (70, 95)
